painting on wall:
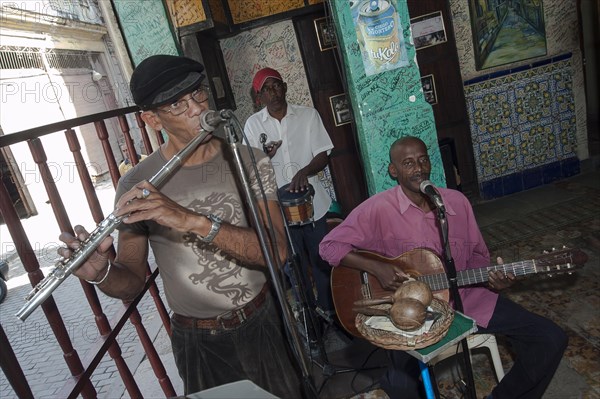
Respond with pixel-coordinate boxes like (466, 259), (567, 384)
(468, 0), (546, 70)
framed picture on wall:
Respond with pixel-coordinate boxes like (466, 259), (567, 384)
(421, 74), (438, 105)
(468, 0), (546, 69)
(329, 94), (351, 126)
(314, 17), (336, 51)
(410, 11), (447, 50)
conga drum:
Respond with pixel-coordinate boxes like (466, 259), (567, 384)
(277, 183), (315, 226)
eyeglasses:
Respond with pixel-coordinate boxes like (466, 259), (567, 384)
(260, 81), (284, 94)
(158, 88), (209, 116)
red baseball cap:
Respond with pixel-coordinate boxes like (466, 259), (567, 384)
(252, 67), (283, 93)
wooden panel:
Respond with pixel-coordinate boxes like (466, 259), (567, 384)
(227, 0), (304, 24)
(165, 0), (207, 28)
(293, 12), (368, 215)
(207, 0), (228, 24)
(197, 32), (236, 111)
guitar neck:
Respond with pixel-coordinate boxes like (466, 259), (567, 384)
(331, 247), (584, 338)
(417, 260), (537, 291)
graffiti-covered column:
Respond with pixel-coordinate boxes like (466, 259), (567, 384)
(329, 0), (445, 194)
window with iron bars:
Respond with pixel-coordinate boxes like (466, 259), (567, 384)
(0, 46), (100, 70)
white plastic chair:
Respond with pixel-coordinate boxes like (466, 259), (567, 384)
(428, 333), (505, 382)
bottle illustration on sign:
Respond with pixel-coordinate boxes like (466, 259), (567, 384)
(355, 0), (408, 76)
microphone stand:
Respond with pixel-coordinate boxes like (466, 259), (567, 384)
(280, 213), (324, 356)
(434, 202), (477, 399)
(220, 114), (318, 399)
(280, 213), (360, 393)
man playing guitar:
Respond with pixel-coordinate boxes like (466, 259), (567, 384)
(319, 136), (567, 399)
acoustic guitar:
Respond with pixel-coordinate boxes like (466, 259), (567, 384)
(331, 247), (587, 337)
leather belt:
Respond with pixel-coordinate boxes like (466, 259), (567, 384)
(172, 284), (269, 331)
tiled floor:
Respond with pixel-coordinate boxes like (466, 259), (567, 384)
(312, 168), (600, 399)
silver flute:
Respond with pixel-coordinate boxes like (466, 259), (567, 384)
(16, 126), (213, 321)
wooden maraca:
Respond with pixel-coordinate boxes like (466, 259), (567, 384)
(395, 280), (433, 308)
(353, 280), (433, 331)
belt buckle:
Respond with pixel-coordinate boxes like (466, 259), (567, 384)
(216, 308), (246, 330)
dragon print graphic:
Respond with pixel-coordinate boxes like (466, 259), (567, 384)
(183, 191), (254, 306)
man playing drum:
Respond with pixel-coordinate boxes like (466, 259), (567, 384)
(244, 67), (336, 319)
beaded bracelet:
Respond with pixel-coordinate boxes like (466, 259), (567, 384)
(86, 261), (112, 285)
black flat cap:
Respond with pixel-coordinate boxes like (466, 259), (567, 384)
(130, 55), (205, 110)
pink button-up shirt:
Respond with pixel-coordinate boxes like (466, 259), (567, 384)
(319, 186), (498, 327)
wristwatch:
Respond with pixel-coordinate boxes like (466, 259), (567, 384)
(199, 214), (222, 243)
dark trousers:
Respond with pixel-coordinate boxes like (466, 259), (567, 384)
(170, 292), (302, 397)
(381, 295), (567, 399)
(287, 216), (334, 312)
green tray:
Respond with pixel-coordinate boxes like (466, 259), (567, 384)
(407, 311), (477, 363)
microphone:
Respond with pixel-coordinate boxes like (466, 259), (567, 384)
(200, 109), (233, 132)
(419, 180), (445, 210)
(259, 133), (268, 153)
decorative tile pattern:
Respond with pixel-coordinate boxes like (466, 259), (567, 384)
(464, 56), (579, 199)
(451, 0), (588, 161)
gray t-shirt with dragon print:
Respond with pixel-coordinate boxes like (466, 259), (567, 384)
(116, 138), (278, 318)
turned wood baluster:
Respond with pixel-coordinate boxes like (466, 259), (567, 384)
(135, 111), (164, 147)
(0, 185), (35, 399)
(94, 120), (121, 188)
(0, 323), (33, 399)
(117, 115), (172, 336)
(128, 310), (176, 396)
(26, 138), (96, 398)
(135, 112), (156, 152)
(97, 115), (173, 373)
(117, 115), (140, 165)
(64, 129), (143, 398)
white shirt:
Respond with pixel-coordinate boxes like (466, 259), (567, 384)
(244, 103), (334, 220)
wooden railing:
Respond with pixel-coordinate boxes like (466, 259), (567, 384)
(0, 107), (175, 398)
